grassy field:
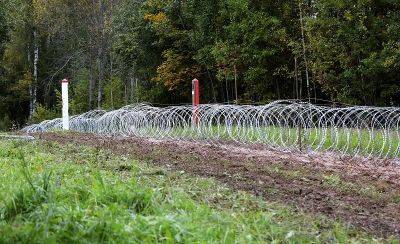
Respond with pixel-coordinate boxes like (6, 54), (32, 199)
(42, 120), (399, 158)
(0, 138), (394, 243)
(140, 125), (399, 158)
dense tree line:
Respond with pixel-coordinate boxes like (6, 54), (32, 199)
(0, 0), (399, 129)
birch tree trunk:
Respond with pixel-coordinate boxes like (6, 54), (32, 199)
(29, 30), (38, 118)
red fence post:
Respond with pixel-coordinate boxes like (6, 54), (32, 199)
(192, 78), (200, 126)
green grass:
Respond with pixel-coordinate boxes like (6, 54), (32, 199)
(47, 123), (399, 158)
(0, 139), (394, 243)
(154, 125), (400, 158)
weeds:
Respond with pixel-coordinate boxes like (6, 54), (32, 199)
(1, 148), (52, 221)
(0, 140), (396, 243)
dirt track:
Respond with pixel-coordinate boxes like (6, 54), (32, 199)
(29, 132), (400, 238)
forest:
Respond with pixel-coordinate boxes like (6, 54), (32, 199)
(0, 0), (399, 129)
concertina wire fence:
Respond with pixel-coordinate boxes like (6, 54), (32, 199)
(22, 100), (400, 162)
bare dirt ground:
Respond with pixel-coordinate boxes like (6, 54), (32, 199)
(27, 132), (400, 237)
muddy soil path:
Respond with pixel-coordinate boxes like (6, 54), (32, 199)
(29, 132), (400, 238)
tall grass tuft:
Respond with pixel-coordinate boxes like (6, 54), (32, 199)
(0, 148), (52, 221)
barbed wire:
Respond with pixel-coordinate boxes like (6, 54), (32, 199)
(22, 100), (400, 163)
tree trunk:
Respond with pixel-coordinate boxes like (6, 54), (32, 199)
(110, 88), (114, 109)
(135, 76), (139, 103)
(124, 83), (128, 105)
(312, 71), (317, 102)
(299, 1), (311, 102)
(294, 57), (299, 99)
(206, 68), (217, 103)
(29, 30), (39, 118)
(224, 67), (229, 104)
(130, 77), (134, 103)
(299, 70), (303, 99)
(97, 0), (106, 109)
(130, 65), (135, 103)
(234, 64), (238, 103)
(88, 46), (95, 110)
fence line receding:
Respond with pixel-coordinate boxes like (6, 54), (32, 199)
(22, 100), (400, 162)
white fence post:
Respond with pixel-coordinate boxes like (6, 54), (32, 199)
(61, 78), (69, 130)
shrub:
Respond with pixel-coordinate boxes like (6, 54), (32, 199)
(28, 104), (58, 124)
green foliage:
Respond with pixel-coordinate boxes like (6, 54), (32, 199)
(69, 72), (90, 115)
(1, 0), (400, 125)
(307, 0), (400, 105)
(103, 77), (126, 110)
(0, 3), (7, 56)
(0, 115), (12, 131)
(28, 104), (58, 124)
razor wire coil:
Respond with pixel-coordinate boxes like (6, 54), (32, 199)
(22, 100), (400, 162)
